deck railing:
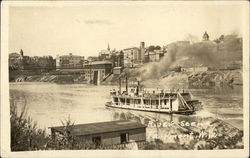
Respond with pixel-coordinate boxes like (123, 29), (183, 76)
(111, 89), (188, 96)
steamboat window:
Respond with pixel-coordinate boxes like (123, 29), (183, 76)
(114, 97), (119, 105)
(151, 100), (159, 105)
(152, 100), (155, 105)
(126, 99), (130, 105)
(134, 99), (137, 104)
(160, 100), (165, 105)
(135, 99), (141, 104)
(131, 99), (134, 104)
(120, 98), (125, 105)
(143, 100), (148, 105)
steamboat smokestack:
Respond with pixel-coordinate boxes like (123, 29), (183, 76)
(119, 77), (121, 94)
(140, 42), (145, 63)
(125, 77), (128, 93)
(136, 81), (140, 95)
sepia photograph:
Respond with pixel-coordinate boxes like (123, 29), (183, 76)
(1, 1), (249, 158)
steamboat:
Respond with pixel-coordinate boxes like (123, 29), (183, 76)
(105, 77), (202, 115)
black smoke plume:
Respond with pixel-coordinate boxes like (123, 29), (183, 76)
(124, 34), (242, 81)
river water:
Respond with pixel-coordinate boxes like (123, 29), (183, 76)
(9, 82), (243, 131)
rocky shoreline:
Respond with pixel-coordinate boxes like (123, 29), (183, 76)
(14, 74), (87, 84)
(187, 70), (242, 87)
(10, 70), (242, 88)
(112, 111), (244, 150)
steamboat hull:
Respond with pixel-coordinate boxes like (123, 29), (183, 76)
(105, 102), (194, 115)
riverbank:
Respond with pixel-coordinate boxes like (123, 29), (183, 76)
(12, 74), (88, 84)
(104, 69), (243, 88)
(9, 69), (243, 89)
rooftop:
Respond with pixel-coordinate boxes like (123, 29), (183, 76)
(50, 120), (146, 136)
(113, 67), (123, 69)
(123, 47), (139, 51)
(100, 50), (111, 54)
(59, 53), (84, 58)
(83, 61), (112, 65)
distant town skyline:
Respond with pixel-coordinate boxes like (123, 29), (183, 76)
(9, 3), (244, 57)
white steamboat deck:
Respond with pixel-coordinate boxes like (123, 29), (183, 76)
(106, 81), (201, 115)
(106, 92), (196, 115)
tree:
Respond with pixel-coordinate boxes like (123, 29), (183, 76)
(155, 45), (161, 50)
(219, 35), (224, 41)
(10, 100), (49, 151)
(148, 45), (155, 51)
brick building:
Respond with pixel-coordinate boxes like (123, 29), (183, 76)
(144, 46), (166, 63)
(56, 53), (84, 69)
(9, 49), (56, 71)
(123, 47), (140, 68)
(83, 61), (112, 85)
(110, 51), (124, 68)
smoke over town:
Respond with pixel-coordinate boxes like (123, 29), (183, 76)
(125, 34), (242, 81)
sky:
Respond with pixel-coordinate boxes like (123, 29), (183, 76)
(9, 3), (244, 58)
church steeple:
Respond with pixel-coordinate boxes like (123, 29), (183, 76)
(107, 43), (110, 51)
